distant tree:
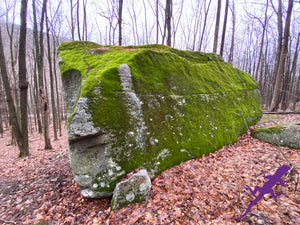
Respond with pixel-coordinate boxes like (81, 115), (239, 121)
(18, 0), (29, 156)
(228, 0), (235, 64)
(118, 0), (123, 45)
(33, 0), (52, 149)
(163, 0), (172, 46)
(213, 0), (221, 53)
(0, 25), (27, 156)
(220, 0), (229, 56)
(281, 32), (300, 110)
(0, 79), (3, 138)
(198, 0), (212, 51)
(46, 11), (58, 141)
(69, 0), (75, 40)
(270, 0), (294, 111)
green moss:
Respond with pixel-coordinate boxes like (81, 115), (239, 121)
(58, 41), (262, 196)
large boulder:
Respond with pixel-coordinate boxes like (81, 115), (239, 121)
(58, 41), (262, 198)
(252, 122), (300, 149)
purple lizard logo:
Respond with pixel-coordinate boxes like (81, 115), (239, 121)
(234, 164), (290, 220)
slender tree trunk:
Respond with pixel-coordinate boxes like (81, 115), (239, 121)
(156, 0), (159, 44)
(198, 0), (212, 51)
(52, 36), (62, 136)
(38, 0), (52, 149)
(283, 33), (299, 110)
(76, 0), (81, 41)
(165, 0), (172, 46)
(32, 0), (43, 134)
(0, 79), (3, 138)
(46, 14), (58, 141)
(0, 26), (24, 155)
(82, 0), (88, 41)
(270, 0), (293, 112)
(213, 0), (222, 53)
(118, 0), (123, 46)
(18, 0), (29, 157)
(254, 0), (269, 82)
(228, 0), (235, 64)
(220, 0), (229, 56)
(70, 0), (75, 40)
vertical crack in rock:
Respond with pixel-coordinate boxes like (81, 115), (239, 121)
(118, 64), (147, 149)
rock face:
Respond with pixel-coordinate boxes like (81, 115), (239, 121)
(252, 122), (300, 149)
(58, 41), (262, 198)
(111, 169), (151, 210)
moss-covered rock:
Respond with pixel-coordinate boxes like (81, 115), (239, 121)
(252, 122), (300, 149)
(111, 169), (151, 210)
(58, 41), (262, 198)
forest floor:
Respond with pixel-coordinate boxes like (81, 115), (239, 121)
(0, 114), (299, 225)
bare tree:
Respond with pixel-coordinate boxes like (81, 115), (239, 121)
(18, 0), (29, 156)
(270, 0), (294, 111)
(69, 0), (75, 40)
(33, 0), (52, 149)
(118, 0), (123, 45)
(0, 0), (29, 157)
(228, 0), (235, 64)
(220, 0), (229, 56)
(198, 0), (212, 51)
(213, 0), (221, 53)
(165, 0), (172, 46)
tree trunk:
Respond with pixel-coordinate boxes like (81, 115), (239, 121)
(0, 26), (24, 155)
(18, 0), (29, 157)
(254, 0), (269, 83)
(165, 0), (172, 46)
(76, 0), (81, 41)
(70, 0), (75, 40)
(220, 0), (229, 56)
(46, 13), (58, 141)
(156, 0), (159, 44)
(228, 0), (235, 64)
(213, 0), (222, 53)
(37, 0), (52, 149)
(0, 79), (3, 138)
(198, 0), (212, 51)
(270, 0), (293, 112)
(288, 32), (300, 109)
(118, 0), (123, 46)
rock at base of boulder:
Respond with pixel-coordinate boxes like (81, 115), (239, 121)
(252, 122), (300, 149)
(111, 169), (151, 211)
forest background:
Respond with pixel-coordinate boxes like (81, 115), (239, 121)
(0, 0), (299, 156)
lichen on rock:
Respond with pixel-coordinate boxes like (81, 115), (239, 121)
(58, 41), (262, 198)
(252, 122), (300, 149)
(111, 169), (151, 210)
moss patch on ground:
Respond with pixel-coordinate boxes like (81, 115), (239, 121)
(58, 41), (262, 197)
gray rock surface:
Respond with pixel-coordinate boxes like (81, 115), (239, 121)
(111, 169), (151, 210)
(58, 42), (262, 198)
(252, 122), (300, 149)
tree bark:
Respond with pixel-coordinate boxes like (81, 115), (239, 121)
(37, 0), (52, 149)
(198, 0), (212, 52)
(165, 0), (172, 46)
(76, 0), (81, 41)
(220, 0), (229, 56)
(228, 0), (235, 64)
(269, 0), (293, 112)
(118, 0), (123, 46)
(213, 0), (222, 53)
(18, 0), (29, 157)
(0, 26), (24, 155)
(46, 13), (58, 141)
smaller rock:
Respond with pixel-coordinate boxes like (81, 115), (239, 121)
(252, 122), (300, 149)
(111, 169), (151, 211)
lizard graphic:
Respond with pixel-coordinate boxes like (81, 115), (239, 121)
(234, 164), (290, 220)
